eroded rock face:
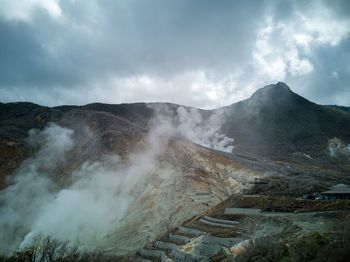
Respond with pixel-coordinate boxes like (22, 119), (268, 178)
(102, 141), (262, 255)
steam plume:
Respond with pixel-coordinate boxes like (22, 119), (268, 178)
(0, 121), (168, 254)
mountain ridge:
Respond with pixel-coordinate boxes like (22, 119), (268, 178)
(1, 82), (349, 158)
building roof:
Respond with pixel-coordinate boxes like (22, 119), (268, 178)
(330, 183), (348, 189)
(321, 184), (350, 195)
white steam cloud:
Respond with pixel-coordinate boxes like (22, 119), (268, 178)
(176, 107), (234, 153)
(147, 104), (234, 153)
(0, 122), (167, 254)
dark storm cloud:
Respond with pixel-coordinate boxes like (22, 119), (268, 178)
(0, 1), (265, 84)
(0, 19), (83, 86)
(0, 0), (349, 107)
(59, 0), (267, 75)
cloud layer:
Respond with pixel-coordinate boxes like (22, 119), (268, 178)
(0, 0), (349, 108)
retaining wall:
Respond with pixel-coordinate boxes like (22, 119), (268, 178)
(178, 226), (206, 236)
(203, 216), (239, 225)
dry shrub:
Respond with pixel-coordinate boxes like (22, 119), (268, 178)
(0, 234), (121, 262)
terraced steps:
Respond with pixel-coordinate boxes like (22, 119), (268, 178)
(224, 208), (262, 215)
(169, 247), (204, 261)
(177, 226), (206, 236)
(199, 216), (239, 228)
(199, 218), (236, 228)
(203, 216), (239, 225)
(154, 241), (177, 250)
(168, 233), (190, 244)
(201, 235), (242, 247)
(131, 224), (242, 262)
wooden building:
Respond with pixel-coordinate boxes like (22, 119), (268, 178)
(320, 184), (350, 200)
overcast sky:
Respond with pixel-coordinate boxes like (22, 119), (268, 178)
(0, 0), (349, 108)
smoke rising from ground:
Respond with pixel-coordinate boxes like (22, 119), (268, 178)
(0, 121), (168, 254)
(176, 107), (234, 153)
(146, 104), (234, 153)
(0, 124), (75, 253)
(147, 104), (234, 153)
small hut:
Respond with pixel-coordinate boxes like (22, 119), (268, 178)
(320, 184), (350, 200)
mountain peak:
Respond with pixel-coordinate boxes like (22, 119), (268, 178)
(247, 81), (310, 107)
(276, 81), (291, 89)
(251, 82), (292, 100)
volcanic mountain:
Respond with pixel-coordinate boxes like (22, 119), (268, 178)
(0, 82), (349, 257)
(220, 82), (350, 157)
